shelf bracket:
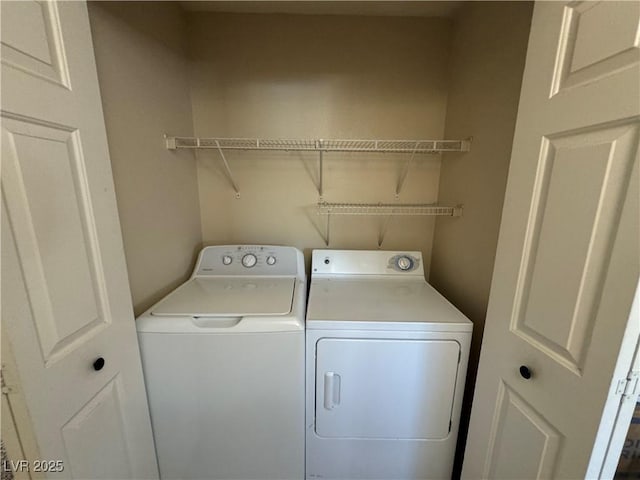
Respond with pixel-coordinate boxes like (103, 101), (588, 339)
(319, 152), (324, 199)
(215, 140), (241, 199)
(395, 142), (419, 198)
(318, 139), (324, 199)
(324, 209), (331, 246)
(165, 134), (177, 150)
(378, 214), (393, 248)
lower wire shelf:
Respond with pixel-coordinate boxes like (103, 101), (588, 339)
(316, 202), (463, 246)
(317, 202), (463, 217)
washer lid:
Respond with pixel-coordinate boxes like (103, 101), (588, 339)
(306, 278), (471, 329)
(151, 277), (295, 317)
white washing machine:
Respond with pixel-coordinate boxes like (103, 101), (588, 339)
(305, 250), (472, 480)
(137, 245), (306, 480)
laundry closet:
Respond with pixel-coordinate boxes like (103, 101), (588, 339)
(4, 1), (638, 479)
(87, 2), (531, 460)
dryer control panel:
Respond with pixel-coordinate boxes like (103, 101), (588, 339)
(194, 245), (303, 277)
(312, 250), (423, 276)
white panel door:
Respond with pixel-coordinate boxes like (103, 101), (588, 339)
(315, 338), (460, 439)
(1, 1), (158, 478)
(463, 1), (639, 479)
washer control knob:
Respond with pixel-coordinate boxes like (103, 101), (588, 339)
(242, 253), (258, 268)
(222, 255), (233, 265)
(266, 255), (276, 266)
(396, 256), (413, 271)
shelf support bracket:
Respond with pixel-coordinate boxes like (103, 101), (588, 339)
(378, 214), (393, 248)
(215, 140), (241, 199)
(395, 142), (419, 198)
(319, 150), (324, 198)
(324, 209), (331, 246)
(318, 139), (324, 199)
(165, 134), (177, 150)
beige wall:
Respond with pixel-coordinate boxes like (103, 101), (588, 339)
(428, 1), (533, 471)
(87, 2), (531, 325)
(88, 2), (202, 315)
(188, 13), (453, 271)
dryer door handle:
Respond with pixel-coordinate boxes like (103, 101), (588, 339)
(324, 372), (341, 410)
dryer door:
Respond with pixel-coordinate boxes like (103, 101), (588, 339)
(315, 338), (460, 440)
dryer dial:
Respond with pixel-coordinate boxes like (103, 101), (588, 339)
(222, 255), (233, 265)
(242, 253), (258, 268)
(266, 255), (277, 265)
(396, 256), (413, 271)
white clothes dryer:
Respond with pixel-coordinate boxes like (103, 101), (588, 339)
(137, 245), (306, 480)
(305, 249), (472, 480)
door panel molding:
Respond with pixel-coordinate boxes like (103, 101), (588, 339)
(0, 0), (71, 88)
(511, 118), (640, 375)
(551, 1), (640, 96)
(484, 381), (563, 479)
(61, 375), (132, 479)
(2, 116), (111, 365)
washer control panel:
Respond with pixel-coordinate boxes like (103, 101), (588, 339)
(312, 250), (423, 276)
(195, 245), (299, 276)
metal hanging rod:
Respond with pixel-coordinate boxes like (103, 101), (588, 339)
(165, 136), (471, 153)
(317, 202), (463, 247)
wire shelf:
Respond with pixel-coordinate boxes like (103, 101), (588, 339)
(317, 202), (463, 217)
(164, 134), (470, 199)
(316, 202), (462, 246)
(165, 136), (471, 153)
